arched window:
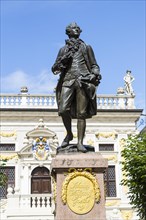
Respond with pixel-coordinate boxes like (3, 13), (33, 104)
(31, 167), (51, 194)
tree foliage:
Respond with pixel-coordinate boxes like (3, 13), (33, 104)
(121, 133), (146, 220)
(0, 159), (8, 187)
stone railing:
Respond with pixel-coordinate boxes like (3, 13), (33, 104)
(20, 194), (52, 208)
(0, 93), (135, 109)
(7, 188), (53, 209)
(0, 94), (57, 109)
(6, 188), (54, 219)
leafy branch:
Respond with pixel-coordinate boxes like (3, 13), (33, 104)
(121, 133), (146, 220)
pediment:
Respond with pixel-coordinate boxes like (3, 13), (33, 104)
(26, 127), (56, 138)
(19, 144), (33, 154)
(19, 119), (58, 159)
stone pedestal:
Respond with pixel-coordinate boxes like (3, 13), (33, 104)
(51, 152), (108, 220)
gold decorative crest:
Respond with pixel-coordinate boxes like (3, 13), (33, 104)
(121, 210), (133, 220)
(105, 200), (120, 206)
(119, 138), (126, 152)
(52, 176), (57, 203)
(0, 154), (18, 161)
(103, 155), (118, 163)
(61, 168), (100, 214)
(95, 131), (117, 139)
(0, 131), (17, 137)
(87, 139), (94, 146)
(32, 137), (50, 160)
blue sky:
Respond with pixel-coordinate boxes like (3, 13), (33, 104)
(1, 0), (145, 117)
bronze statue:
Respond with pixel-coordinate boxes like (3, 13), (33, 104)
(52, 22), (101, 152)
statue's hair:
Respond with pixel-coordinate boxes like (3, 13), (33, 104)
(65, 22), (82, 36)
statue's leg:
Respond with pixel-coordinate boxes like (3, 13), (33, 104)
(77, 119), (87, 152)
(61, 111), (73, 147)
(76, 86), (88, 152)
(59, 86), (74, 147)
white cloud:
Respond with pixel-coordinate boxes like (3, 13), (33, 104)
(1, 70), (58, 94)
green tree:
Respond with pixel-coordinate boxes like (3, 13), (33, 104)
(121, 133), (146, 220)
(0, 159), (8, 186)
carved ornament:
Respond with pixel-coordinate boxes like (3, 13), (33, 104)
(32, 137), (50, 160)
(105, 200), (120, 206)
(61, 168), (100, 214)
(103, 155), (117, 163)
(119, 138), (126, 152)
(0, 154), (18, 161)
(52, 176), (57, 203)
(121, 210), (133, 220)
(95, 131), (117, 139)
(87, 139), (94, 146)
(0, 131), (17, 137)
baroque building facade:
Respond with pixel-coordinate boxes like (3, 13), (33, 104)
(0, 79), (142, 220)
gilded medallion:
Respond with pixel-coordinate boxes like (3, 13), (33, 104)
(61, 169), (100, 215)
(67, 175), (94, 214)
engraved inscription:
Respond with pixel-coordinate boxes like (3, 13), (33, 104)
(59, 159), (99, 166)
(67, 176), (95, 214)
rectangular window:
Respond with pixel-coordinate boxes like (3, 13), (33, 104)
(99, 144), (114, 151)
(104, 166), (116, 197)
(0, 167), (15, 198)
(0, 144), (15, 151)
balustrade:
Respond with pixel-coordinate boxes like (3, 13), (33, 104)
(6, 190), (54, 219)
(19, 194), (52, 208)
(30, 194), (52, 208)
(0, 93), (135, 109)
(7, 191), (52, 209)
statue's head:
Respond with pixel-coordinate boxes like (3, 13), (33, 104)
(66, 22), (82, 38)
(126, 70), (131, 76)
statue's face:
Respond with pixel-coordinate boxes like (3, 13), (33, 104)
(69, 26), (80, 38)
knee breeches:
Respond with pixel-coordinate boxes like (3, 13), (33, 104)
(59, 81), (88, 119)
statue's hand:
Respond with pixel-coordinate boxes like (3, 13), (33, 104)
(90, 73), (102, 86)
(52, 58), (66, 74)
(52, 64), (60, 75)
(89, 74), (96, 82)
(61, 51), (73, 64)
(61, 55), (69, 64)
(53, 70), (60, 75)
(97, 74), (102, 80)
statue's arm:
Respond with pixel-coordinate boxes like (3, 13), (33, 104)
(87, 45), (100, 73)
(87, 45), (101, 85)
(52, 48), (64, 75)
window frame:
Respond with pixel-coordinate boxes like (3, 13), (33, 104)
(0, 166), (15, 199)
(99, 143), (114, 151)
(104, 165), (117, 197)
(0, 143), (15, 152)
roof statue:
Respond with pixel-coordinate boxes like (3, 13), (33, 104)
(124, 70), (135, 95)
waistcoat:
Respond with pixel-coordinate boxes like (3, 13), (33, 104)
(63, 46), (90, 81)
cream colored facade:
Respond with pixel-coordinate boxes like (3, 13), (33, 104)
(0, 86), (142, 220)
